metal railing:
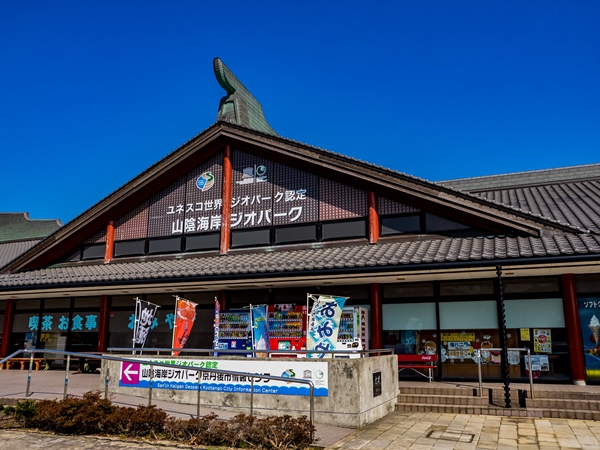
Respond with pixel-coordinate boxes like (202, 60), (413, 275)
(107, 347), (395, 357)
(475, 347), (534, 400)
(0, 348), (317, 437)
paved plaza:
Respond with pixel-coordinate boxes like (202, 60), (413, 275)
(1, 369), (600, 449)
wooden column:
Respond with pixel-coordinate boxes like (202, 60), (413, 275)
(217, 290), (227, 310)
(562, 273), (587, 384)
(370, 283), (383, 349)
(220, 145), (232, 255)
(97, 295), (110, 352)
(0, 299), (15, 358)
(368, 191), (379, 244)
(104, 221), (115, 263)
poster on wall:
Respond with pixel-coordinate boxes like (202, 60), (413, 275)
(578, 297), (600, 380)
(525, 355), (550, 372)
(533, 329), (552, 353)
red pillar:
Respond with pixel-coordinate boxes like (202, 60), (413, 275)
(0, 299), (15, 358)
(370, 283), (383, 349)
(368, 191), (379, 244)
(220, 145), (232, 255)
(104, 221), (115, 264)
(217, 290), (227, 310)
(562, 273), (586, 384)
(97, 295), (110, 352)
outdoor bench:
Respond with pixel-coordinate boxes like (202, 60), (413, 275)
(0, 357), (45, 371)
(397, 354), (438, 382)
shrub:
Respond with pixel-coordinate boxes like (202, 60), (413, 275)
(31, 391), (116, 434)
(2, 405), (15, 416)
(16, 391), (316, 449)
(14, 399), (37, 427)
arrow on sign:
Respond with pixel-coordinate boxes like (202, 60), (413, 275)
(123, 363), (139, 381)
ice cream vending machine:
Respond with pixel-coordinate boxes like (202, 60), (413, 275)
(215, 310), (253, 355)
(334, 306), (369, 358)
(267, 304), (308, 356)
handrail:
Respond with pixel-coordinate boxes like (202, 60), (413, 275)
(107, 347), (395, 357)
(0, 348), (316, 438)
(475, 347), (534, 400)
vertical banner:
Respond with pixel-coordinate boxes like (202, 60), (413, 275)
(213, 297), (220, 350)
(252, 305), (269, 357)
(306, 294), (347, 358)
(578, 297), (600, 381)
(133, 298), (160, 354)
(172, 297), (198, 356)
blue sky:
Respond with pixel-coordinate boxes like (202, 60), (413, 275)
(1, 1), (598, 224)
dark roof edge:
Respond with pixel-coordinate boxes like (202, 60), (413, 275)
(1, 251), (599, 293)
(437, 163), (600, 192)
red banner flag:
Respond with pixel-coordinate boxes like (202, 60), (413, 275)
(172, 297), (197, 356)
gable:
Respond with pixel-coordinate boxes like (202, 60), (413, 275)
(3, 123), (577, 273)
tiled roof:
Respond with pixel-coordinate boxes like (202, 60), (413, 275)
(2, 234), (600, 289)
(473, 181), (600, 234)
(437, 163), (600, 191)
(0, 213), (62, 243)
(0, 240), (40, 269)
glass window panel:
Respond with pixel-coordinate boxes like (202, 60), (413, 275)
(321, 285), (369, 300)
(439, 300), (498, 329)
(383, 283), (434, 299)
(146, 294), (180, 307)
(229, 290), (269, 307)
(0, 313), (4, 333)
(180, 292), (220, 306)
(15, 300), (41, 311)
(44, 298), (71, 309)
(576, 274), (600, 294)
(504, 277), (559, 294)
(440, 280), (494, 296)
(73, 297), (102, 308)
(110, 295), (139, 307)
(0, 299), (6, 312)
(505, 298), (565, 328)
(383, 303), (436, 330)
(70, 311), (101, 332)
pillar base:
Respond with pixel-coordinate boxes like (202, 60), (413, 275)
(573, 379), (586, 386)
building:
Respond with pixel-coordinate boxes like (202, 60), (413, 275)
(2, 58), (600, 384)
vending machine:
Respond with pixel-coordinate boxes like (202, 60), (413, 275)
(215, 310), (253, 355)
(267, 304), (308, 356)
(334, 306), (369, 358)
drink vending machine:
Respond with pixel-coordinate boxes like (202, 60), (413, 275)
(267, 303), (308, 356)
(334, 306), (369, 358)
(215, 310), (253, 355)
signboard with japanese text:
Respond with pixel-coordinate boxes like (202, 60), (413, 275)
(107, 149), (371, 242)
(231, 150), (274, 229)
(118, 358), (329, 396)
(114, 202), (150, 241)
(272, 162), (319, 225)
(147, 153), (223, 238)
(319, 178), (367, 221)
(27, 313), (99, 333)
(578, 297), (600, 380)
(182, 154), (224, 234)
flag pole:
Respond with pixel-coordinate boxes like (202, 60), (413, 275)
(171, 295), (179, 356)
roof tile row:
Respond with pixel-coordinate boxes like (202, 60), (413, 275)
(2, 234), (600, 289)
